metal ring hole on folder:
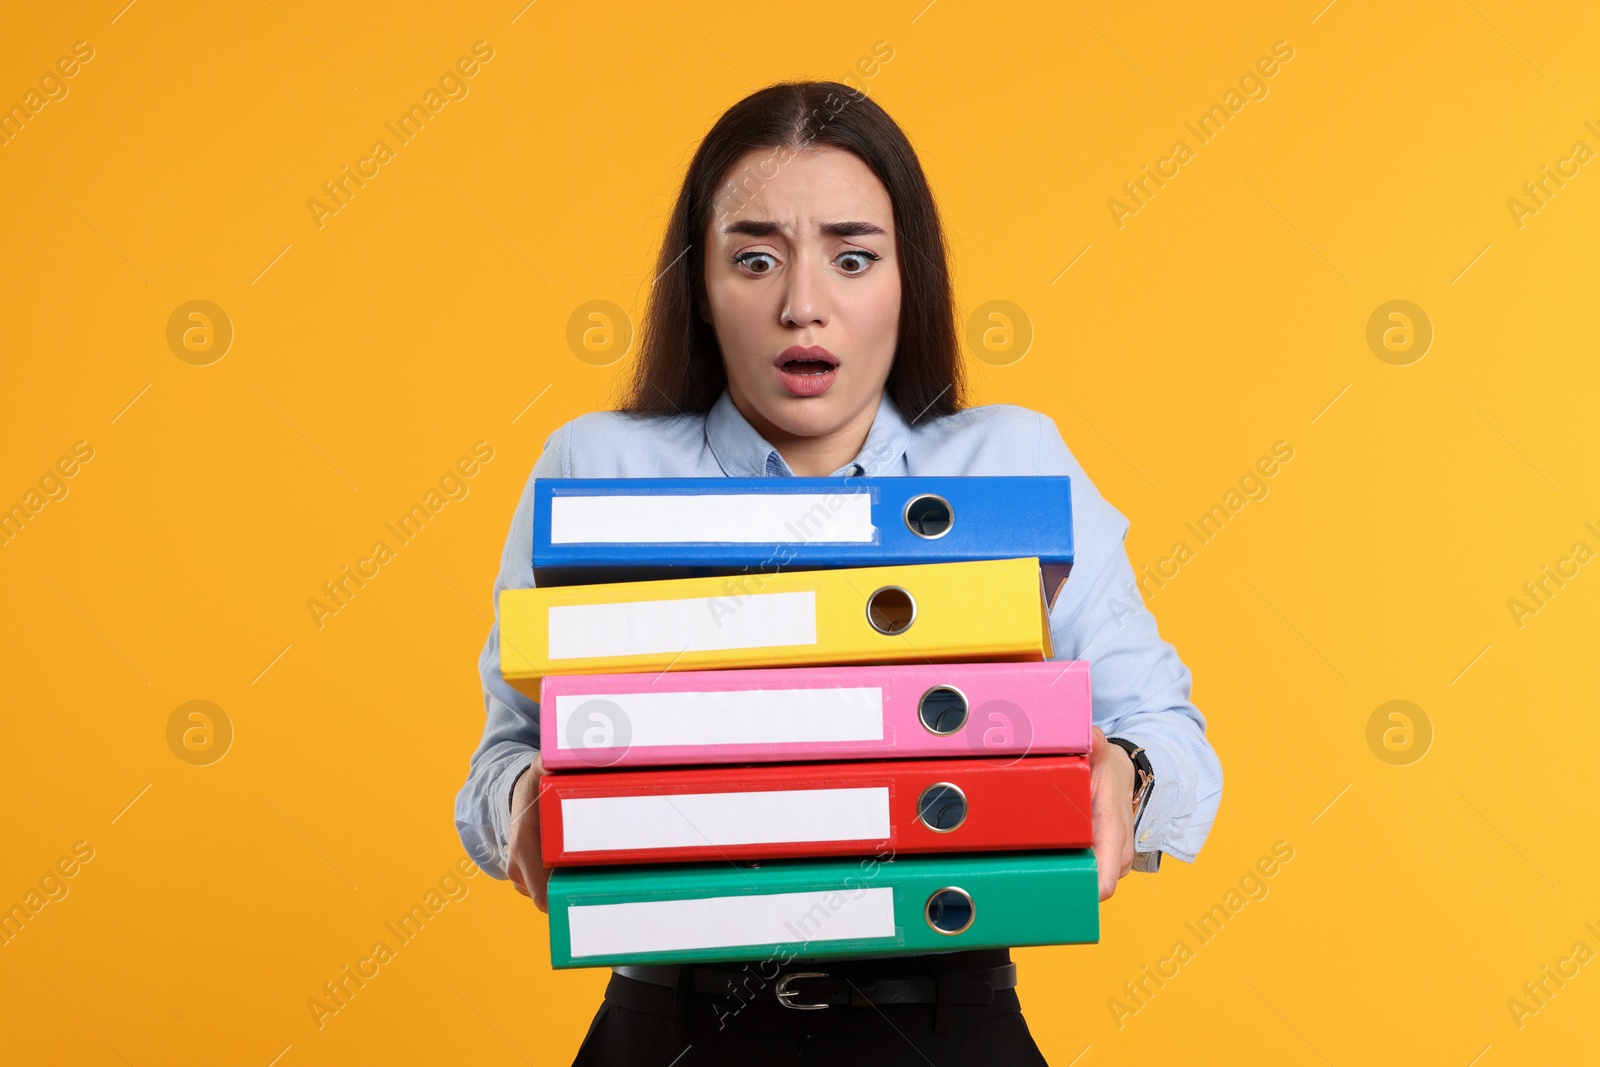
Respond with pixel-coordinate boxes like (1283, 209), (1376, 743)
(915, 782), (968, 833)
(917, 686), (969, 735)
(903, 494), (954, 539)
(925, 886), (975, 935)
(866, 586), (916, 635)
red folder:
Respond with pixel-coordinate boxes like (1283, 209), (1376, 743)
(539, 756), (1091, 866)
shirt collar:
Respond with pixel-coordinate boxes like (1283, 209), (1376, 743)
(705, 388), (911, 478)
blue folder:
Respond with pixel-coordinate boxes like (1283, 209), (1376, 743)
(531, 476), (1074, 606)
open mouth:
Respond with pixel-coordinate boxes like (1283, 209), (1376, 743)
(781, 359), (836, 376)
(773, 347), (840, 396)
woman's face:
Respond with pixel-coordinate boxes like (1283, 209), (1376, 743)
(699, 145), (901, 445)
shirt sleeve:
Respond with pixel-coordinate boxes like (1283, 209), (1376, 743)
(1035, 412), (1223, 863)
(454, 425), (569, 880)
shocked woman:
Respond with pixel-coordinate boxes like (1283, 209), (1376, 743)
(457, 80), (1222, 1066)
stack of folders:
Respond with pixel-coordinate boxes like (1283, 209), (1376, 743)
(498, 477), (1100, 968)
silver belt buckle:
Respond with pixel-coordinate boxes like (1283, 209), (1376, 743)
(774, 971), (831, 1010)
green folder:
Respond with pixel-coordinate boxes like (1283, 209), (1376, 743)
(547, 849), (1098, 968)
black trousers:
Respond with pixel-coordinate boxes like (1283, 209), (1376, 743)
(569, 949), (1049, 1066)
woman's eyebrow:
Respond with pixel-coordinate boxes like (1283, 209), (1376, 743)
(721, 219), (888, 238)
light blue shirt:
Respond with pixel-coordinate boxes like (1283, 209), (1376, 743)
(456, 387), (1223, 882)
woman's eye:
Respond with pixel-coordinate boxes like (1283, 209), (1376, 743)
(734, 249), (879, 275)
(734, 252), (778, 274)
(837, 249), (879, 275)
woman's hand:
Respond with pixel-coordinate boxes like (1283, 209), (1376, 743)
(1088, 726), (1136, 901)
(507, 755), (553, 912)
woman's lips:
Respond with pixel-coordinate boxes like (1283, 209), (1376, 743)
(774, 347), (839, 397)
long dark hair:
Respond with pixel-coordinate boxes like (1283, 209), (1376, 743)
(616, 80), (965, 423)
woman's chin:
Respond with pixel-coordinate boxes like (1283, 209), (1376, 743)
(759, 394), (855, 440)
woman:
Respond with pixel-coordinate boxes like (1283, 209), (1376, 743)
(456, 80), (1222, 1064)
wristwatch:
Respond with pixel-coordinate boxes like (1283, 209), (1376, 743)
(1106, 736), (1161, 873)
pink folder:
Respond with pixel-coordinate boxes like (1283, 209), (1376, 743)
(539, 660), (1090, 769)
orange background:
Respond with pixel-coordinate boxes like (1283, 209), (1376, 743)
(2, 1), (1596, 1063)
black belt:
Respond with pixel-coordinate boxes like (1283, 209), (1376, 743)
(612, 960), (1018, 1010)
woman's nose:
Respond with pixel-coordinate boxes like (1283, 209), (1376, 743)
(780, 254), (829, 328)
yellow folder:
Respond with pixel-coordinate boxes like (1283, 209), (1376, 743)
(498, 556), (1053, 694)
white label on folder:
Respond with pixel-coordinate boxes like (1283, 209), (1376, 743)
(567, 886), (897, 958)
(554, 687), (884, 750)
(550, 493), (876, 544)
(562, 787), (891, 853)
(547, 591), (817, 660)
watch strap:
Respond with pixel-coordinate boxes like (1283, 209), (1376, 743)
(1106, 737), (1154, 815)
(1106, 736), (1160, 869)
